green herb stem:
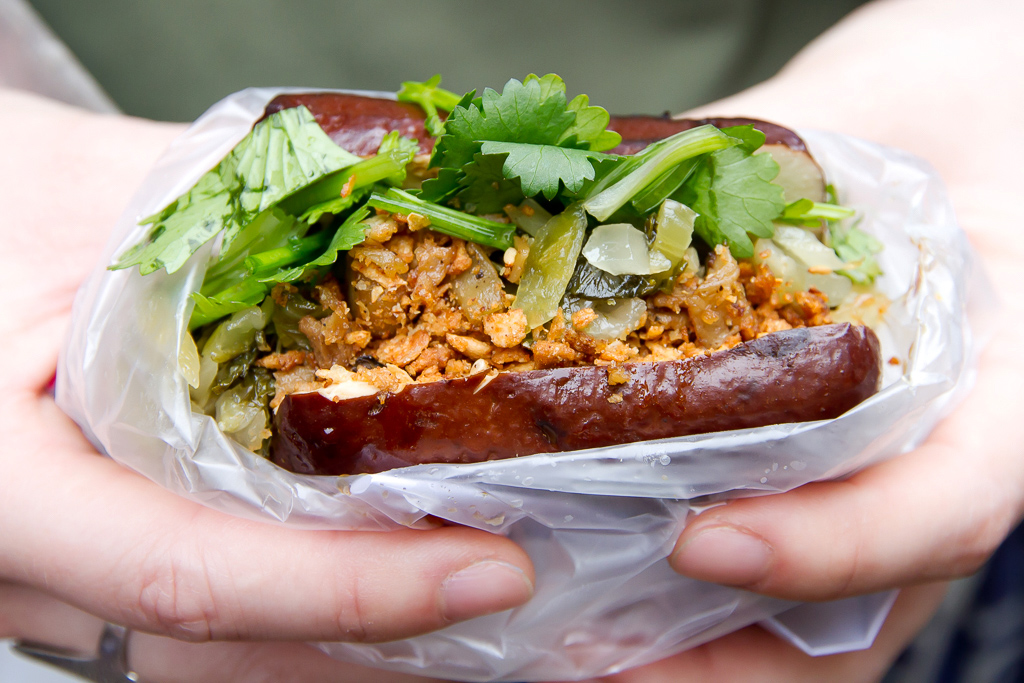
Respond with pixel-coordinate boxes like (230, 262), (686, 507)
(243, 232), (332, 276)
(397, 75), (461, 137)
(280, 153), (407, 216)
(368, 188), (515, 250)
(779, 199), (857, 225)
(583, 125), (738, 222)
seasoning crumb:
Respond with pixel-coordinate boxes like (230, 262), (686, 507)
(607, 393), (624, 404)
(888, 356), (901, 365)
(607, 366), (629, 386)
(340, 174), (357, 198)
(571, 307), (598, 330)
(807, 265), (833, 275)
(407, 212), (431, 231)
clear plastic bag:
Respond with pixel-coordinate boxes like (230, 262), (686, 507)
(57, 88), (983, 682)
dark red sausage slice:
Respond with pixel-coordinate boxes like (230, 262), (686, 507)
(607, 115), (807, 155)
(272, 323), (881, 475)
(265, 93), (435, 155)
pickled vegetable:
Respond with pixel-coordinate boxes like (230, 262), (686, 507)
(512, 203), (588, 328)
(650, 199), (696, 272)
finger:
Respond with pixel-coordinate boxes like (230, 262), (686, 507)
(0, 92), (185, 390)
(0, 397), (534, 643)
(669, 334), (1024, 600)
(130, 638), (443, 683)
(0, 582), (441, 682)
(587, 582), (948, 683)
(0, 581), (103, 651)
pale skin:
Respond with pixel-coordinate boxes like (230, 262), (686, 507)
(2, 0), (1022, 680)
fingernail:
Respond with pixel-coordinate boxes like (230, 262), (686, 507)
(672, 525), (773, 587)
(441, 561), (534, 622)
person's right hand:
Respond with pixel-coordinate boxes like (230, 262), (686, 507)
(0, 88), (534, 682)
(580, 0), (1024, 680)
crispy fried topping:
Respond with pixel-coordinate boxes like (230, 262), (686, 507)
(484, 309), (528, 348)
(265, 217), (839, 402)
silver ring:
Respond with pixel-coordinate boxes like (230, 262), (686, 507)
(13, 622), (140, 682)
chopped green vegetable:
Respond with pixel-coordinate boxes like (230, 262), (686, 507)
(563, 258), (660, 301)
(113, 106), (360, 275)
(190, 207), (372, 328)
(650, 199), (696, 272)
(831, 223), (884, 284)
(257, 206), (371, 284)
(512, 203), (588, 327)
(191, 282), (270, 330)
(243, 232), (332, 279)
(778, 198), (856, 227)
(675, 126), (786, 258)
(296, 187), (372, 226)
(200, 299), (274, 363)
(581, 223), (670, 276)
(630, 157), (700, 214)
(368, 188), (515, 250)
(397, 74), (461, 137)
(199, 209), (307, 299)
(504, 199), (552, 237)
(285, 131), (418, 223)
(583, 125), (738, 221)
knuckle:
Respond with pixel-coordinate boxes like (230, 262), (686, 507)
(948, 502), (1016, 578)
(331, 572), (371, 642)
(128, 538), (223, 642)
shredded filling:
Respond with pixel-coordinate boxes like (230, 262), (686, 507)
(256, 211), (833, 408)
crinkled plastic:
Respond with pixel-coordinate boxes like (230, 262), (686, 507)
(57, 88), (984, 682)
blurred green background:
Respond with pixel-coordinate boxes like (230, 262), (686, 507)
(29, 0), (866, 122)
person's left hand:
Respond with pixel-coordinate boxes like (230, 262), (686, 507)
(0, 88), (532, 682)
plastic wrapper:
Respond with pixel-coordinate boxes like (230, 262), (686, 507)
(57, 88), (983, 682)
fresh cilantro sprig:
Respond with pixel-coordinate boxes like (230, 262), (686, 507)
(421, 74), (622, 212)
(397, 75), (462, 137)
(112, 106), (360, 275)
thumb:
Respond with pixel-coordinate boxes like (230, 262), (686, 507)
(1, 399), (534, 643)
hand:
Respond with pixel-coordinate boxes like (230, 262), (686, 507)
(592, 0), (1024, 680)
(0, 88), (534, 682)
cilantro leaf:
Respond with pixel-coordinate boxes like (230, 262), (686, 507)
(424, 75), (620, 211)
(113, 106), (360, 275)
(564, 92), (622, 152)
(419, 166), (464, 205)
(720, 125), (766, 154)
(455, 154), (525, 214)
(480, 141), (614, 199)
(677, 135), (785, 259)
